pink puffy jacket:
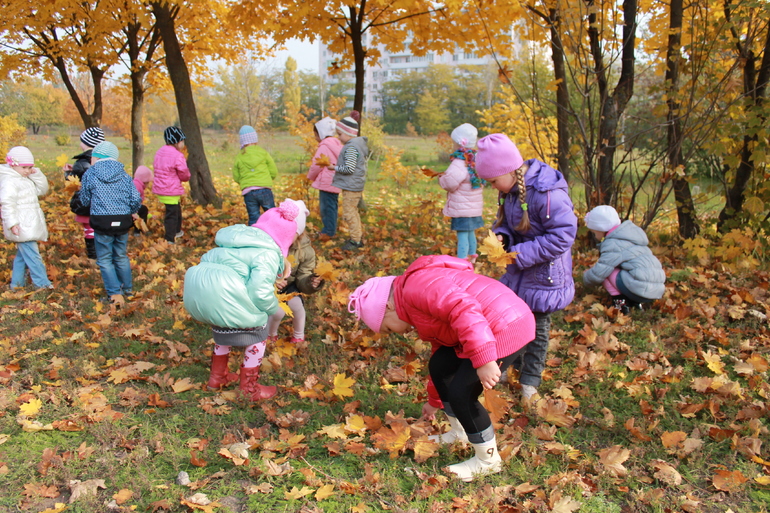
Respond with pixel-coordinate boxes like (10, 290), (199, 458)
(438, 158), (483, 218)
(152, 145), (190, 196)
(394, 255), (535, 408)
(307, 137), (343, 194)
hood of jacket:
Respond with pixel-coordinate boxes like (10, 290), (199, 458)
(89, 159), (126, 184)
(73, 149), (92, 161)
(606, 220), (649, 246)
(523, 159), (569, 193)
(315, 117), (337, 139)
(214, 224), (282, 252)
(0, 163), (20, 182)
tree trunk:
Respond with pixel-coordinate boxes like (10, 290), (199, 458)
(549, 7), (571, 182)
(717, 11), (770, 230)
(52, 56), (103, 128)
(587, 0), (637, 206)
(151, 1), (220, 206)
(349, 6), (366, 116)
(665, 0), (699, 238)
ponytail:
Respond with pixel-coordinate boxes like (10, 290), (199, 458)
(514, 165), (530, 232)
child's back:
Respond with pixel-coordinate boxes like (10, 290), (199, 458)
(233, 144), (277, 188)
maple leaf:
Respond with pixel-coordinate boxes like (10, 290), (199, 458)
(314, 154), (331, 167)
(598, 445), (630, 477)
(536, 398), (575, 427)
(113, 489), (133, 505)
(315, 483), (335, 500)
(284, 486), (314, 500)
(171, 377), (197, 393)
(332, 373), (355, 399)
(412, 439), (439, 463)
(701, 350), (725, 375)
(39, 505), (67, 513)
(660, 431), (687, 449)
(68, 479), (106, 503)
(712, 469), (748, 492)
(652, 459), (683, 486)
(314, 259), (338, 281)
(478, 230), (517, 268)
(482, 389), (509, 425)
(317, 423), (348, 439)
(181, 493), (221, 513)
(371, 424), (411, 458)
(551, 495), (581, 513)
(420, 166), (441, 177)
(19, 398), (42, 417)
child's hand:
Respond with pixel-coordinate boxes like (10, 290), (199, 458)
(10, 225), (20, 236)
(421, 403), (439, 421)
(275, 278), (288, 290)
(62, 163), (73, 172)
(477, 361), (501, 390)
(310, 275), (323, 289)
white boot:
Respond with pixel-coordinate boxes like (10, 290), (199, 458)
(428, 415), (468, 444)
(447, 437), (502, 482)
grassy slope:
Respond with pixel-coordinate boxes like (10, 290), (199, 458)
(0, 133), (768, 513)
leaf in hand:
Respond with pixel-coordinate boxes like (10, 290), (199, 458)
(478, 230), (517, 268)
(314, 154), (331, 167)
(314, 259), (339, 281)
(64, 175), (81, 194)
(420, 166), (441, 178)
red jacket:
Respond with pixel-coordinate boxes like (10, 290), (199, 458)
(393, 255), (536, 407)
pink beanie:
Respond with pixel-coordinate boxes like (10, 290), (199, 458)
(348, 276), (397, 333)
(134, 165), (153, 184)
(253, 200), (299, 257)
(475, 134), (524, 180)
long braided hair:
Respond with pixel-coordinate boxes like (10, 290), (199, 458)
(492, 164), (531, 232)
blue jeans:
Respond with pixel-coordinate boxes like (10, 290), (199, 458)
(514, 312), (551, 387)
(243, 189), (275, 225)
(11, 241), (51, 289)
(94, 232), (132, 296)
(319, 190), (339, 236)
(456, 230), (477, 259)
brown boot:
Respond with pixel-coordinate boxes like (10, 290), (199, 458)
(239, 366), (277, 401)
(207, 354), (239, 390)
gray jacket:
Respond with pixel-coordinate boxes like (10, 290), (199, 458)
(583, 221), (666, 300)
(331, 136), (368, 192)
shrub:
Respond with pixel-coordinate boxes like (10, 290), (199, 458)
(55, 134), (71, 146)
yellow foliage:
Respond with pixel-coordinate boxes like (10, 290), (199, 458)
(0, 114), (26, 155)
(478, 230), (517, 268)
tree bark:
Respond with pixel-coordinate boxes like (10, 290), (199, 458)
(664, 0), (699, 238)
(349, 6), (366, 116)
(587, 0), (637, 206)
(151, 1), (220, 206)
(52, 56), (103, 128)
(549, 8), (571, 182)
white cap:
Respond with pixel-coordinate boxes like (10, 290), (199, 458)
(286, 199), (310, 234)
(6, 146), (34, 166)
(451, 123), (478, 148)
(585, 205), (621, 232)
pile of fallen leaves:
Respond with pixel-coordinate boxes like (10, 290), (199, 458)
(0, 167), (768, 513)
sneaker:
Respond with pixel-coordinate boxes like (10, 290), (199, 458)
(175, 231), (184, 239)
(289, 336), (304, 344)
(612, 298), (630, 315)
(521, 384), (538, 400)
(340, 240), (363, 251)
(266, 335), (278, 344)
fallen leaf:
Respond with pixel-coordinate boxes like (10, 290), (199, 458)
(113, 488), (132, 505)
(19, 398), (43, 417)
(172, 377), (196, 393)
(68, 479), (106, 503)
(598, 445), (630, 477)
(315, 483), (335, 500)
(712, 469), (748, 492)
(332, 373), (355, 399)
(652, 459), (682, 486)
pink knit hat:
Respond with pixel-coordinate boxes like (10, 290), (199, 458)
(475, 134), (524, 179)
(348, 276), (397, 333)
(253, 200), (299, 257)
(134, 165), (153, 184)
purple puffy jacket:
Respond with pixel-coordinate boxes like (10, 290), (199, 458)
(493, 159), (577, 314)
(393, 255), (535, 369)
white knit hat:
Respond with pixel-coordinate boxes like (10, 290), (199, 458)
(585, 205), (621, 232)
(6, 146), (34, 167)
(451, 123), (478, 148)
(285, 199), (310, 235)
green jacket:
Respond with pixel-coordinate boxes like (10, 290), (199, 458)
(232, 145), (278, 189)
(183, 224), (284, 329)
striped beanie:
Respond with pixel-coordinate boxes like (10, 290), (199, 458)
(336, 110), (360, 137)
(92, 141), (119, 160)
(80, 127), (105, 148)
(6, 146), (34, 167)
(164, 126), (185, 145)
(239, 125), (259, 148)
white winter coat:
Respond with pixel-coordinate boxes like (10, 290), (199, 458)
(0, 164), (49, 242)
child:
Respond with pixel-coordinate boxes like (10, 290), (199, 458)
(65, 127), (105, 260)
(583, 205), (666, 313)
(133, 165), (153, 232)
(152, 126), (190, 243)
(329, 111), (368, 251)
(306, 117), (342, 241)
(183, 200), (305, 400)
(1, 147), (53, 290)
(79, 141), (142, 305)
(349, 255), (535, 481)
(234, 125), (277, 225)
(475, 134), (577, 401)
(267, 200), (324, 343)
(437, 123), (484, 261)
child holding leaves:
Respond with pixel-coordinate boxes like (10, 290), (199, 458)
(348, 255), (535, 481)
(267, 200), (324, 344)
(307, 117), (342, 241)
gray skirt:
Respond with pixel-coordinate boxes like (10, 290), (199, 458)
(211, 325), (267, 347)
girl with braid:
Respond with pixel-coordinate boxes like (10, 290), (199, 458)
(475, 134), (577, 402)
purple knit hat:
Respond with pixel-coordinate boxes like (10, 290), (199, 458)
(253, 200), (299, 257)
(475, 134), (524, 179)
(348, 276), (397, 333)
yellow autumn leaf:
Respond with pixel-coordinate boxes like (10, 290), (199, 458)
(317, 424), (348, 439)
(314, 484), (335, 500)
(19, 398), (43, 417)
(284, 486), (313, 500)
(478, 230), (517, 268)
(18, 418), (53, 432)
(113, 489), (133, 505)
(701, 350), (725, 375)
(332, 373), (355, 399)
(278, 301), (293, 318)
(351, 503), (368, 513)
(314, 259), (338, 281)
(171, 377), (197, 393)
(56, 153), (70, 168)
(39, 503), (67, 513)
(755, 475), (770, 486)
(344, 414), (367, 435)
(172, 320), (185, 330)
(108, 368), (131, 384)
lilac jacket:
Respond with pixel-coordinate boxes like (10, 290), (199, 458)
(438, 158), (483, 218)
(152, 145), (190, 196)
(307, 137), (343, 194)
(493, 159), (577, 314)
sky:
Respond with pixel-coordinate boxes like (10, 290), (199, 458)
(265, 39), (320, 74)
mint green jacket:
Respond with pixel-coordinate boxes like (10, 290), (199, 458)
(183, 225), (284, 329)
(232, 145), (278, 189)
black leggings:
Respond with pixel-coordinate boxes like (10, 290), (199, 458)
(429, 345), (523, 437)
(163, 203), (182, 242)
